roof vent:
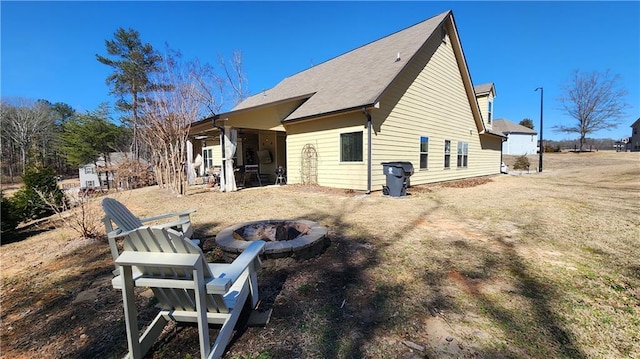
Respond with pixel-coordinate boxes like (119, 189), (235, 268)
(395, 52), (401, 62)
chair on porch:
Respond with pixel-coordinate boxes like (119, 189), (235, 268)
(110, 226), (266, 359)
(275, 166), (287, 185)
(243, 164), (262, 187)
(101, 197), (198, 273)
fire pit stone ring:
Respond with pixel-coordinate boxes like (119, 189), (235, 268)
(215, 219), (329, 260)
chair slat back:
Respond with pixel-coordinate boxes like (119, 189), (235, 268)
(102, 198), (144, 231)
(122, 227), (227, 313)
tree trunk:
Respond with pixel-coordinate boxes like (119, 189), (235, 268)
(20, 146), (27, 174)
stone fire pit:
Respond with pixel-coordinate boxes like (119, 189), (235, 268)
(215, 219), (329, 260)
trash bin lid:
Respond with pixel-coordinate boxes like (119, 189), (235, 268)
(381, 161), (414, 175)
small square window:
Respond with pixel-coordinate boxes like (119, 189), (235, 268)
(340, 131), (363, 162)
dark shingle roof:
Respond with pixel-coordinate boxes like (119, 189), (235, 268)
(493, 119), (537, 135)
(229, 11), (451, 122)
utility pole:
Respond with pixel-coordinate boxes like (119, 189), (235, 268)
(535, 87), (544, 172)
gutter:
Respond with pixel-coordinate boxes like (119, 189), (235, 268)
(283, 103), (378, 125)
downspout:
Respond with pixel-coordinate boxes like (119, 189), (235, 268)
(362, 108), (372, 194)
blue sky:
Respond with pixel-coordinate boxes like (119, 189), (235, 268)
(2, 1), (638, 141)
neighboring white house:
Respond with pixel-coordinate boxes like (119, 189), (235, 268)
(79, 163), (101, 189)
(78, 152), (137, 189)
(493, 119), (538, 155)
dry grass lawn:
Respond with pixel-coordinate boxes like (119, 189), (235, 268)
(1, 151), (639, 358)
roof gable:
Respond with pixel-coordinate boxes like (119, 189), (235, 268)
(216, 10), (491, 136)
(493, 119), (537, 134)
(474, 83), (496, 97)
(228, 11), (451, 122)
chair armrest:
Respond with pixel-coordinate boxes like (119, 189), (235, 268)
(206, 241), (265, 294)
(140, 209), (196, 223)
(107, 227), (124, 238)
(144, 217), (190, 229)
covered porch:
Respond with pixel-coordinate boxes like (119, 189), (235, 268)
(187, 96), (308, 191)
(187, 125), (287, 191)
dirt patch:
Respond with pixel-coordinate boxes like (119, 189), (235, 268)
(1, 152), (639, 359)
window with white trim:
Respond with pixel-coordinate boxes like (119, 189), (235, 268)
(419, 136), (429, 169)
(85, 180), (95, 188)
(487, 101), (493, 124)
(202, 147), (214, 172)
(340, 131), (363, 162)
(457, 141), (468, 167)
(444, 140), (451, 168)
(85, 166), (94, 174)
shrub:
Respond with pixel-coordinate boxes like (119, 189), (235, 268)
(513, 155), (531, 171)
(1, 191), (19, 233)
(11, 166), (68, 222)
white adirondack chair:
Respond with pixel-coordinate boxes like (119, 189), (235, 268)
(111, 226), (265, 359)
(101, 197), (199, 272)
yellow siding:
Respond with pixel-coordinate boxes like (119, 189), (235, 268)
(284, 27), (501, 191)
(286, 112), (368, 189)
(476, 94), (487, 128)
(476, 93), (494, 130)
(200, 137), (222, 167)
(371, 29), (501, 190)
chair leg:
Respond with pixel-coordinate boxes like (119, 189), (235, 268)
(121, 266), (169, 359)
(121, 265), (142, 359)
(138, 314), (169, 356)
(209, 283), (250, 359)
(194, 265), (211, 359)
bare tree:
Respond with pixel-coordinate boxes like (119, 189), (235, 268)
(137, 47), (248, 196)
(139, 49), (220, 195)
(556, 70), (629, 151)
(1, 98), (55, 174)
(219, 50), (250, 106)
(0, 105), (20, 182)
(35, 188), (103, 240)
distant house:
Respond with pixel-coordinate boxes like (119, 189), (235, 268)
(630, 118), (640, 152)
(79, 152), (151, 190)
(493, 119), (538, 155)
(79, 163), (100, 189)
(614, 138), (629, 152)
(188, 10), (505, 192)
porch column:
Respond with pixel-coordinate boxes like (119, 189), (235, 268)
(221, 127), (238, 192)
(186, 140), (196, 185)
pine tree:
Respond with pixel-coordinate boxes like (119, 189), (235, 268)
(96, 28), (164, 159)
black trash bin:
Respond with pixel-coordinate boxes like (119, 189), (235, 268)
(381, 162), (414, 197)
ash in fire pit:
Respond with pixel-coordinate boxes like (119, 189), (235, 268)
(234, 221), (310, 242)
(216, 219), (328, 260)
